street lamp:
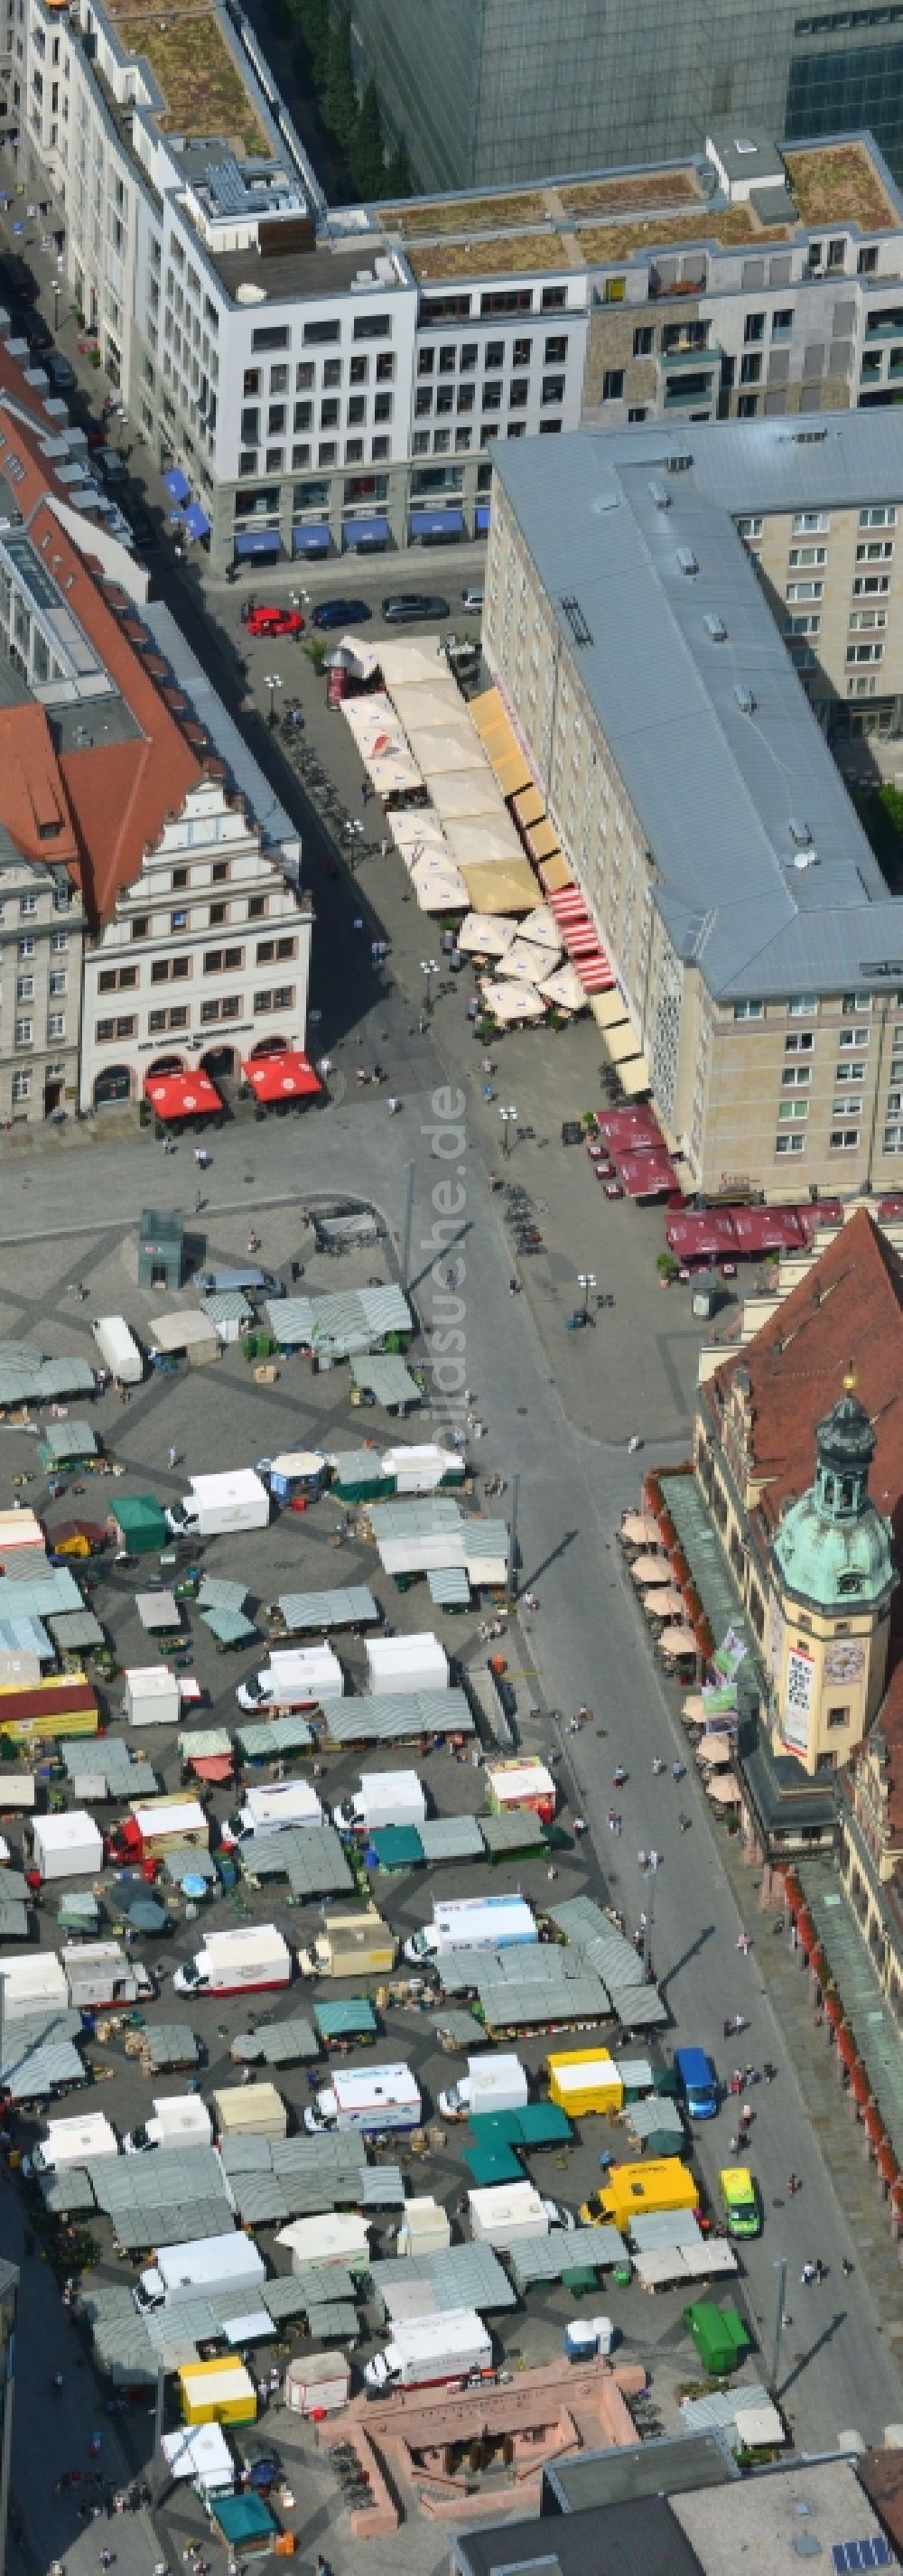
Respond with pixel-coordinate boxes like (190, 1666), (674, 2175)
(51, 278), (61, 334)
(420, 958), (439, 1017)
(577, 1269), (597, 1322)
(499, 1104), (517, 1158)
(264, 672), (283, 730)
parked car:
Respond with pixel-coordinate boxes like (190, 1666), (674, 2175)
(244, 604), (304, 639)
(312, 597), (372, 630)
(461, 587), (484, 612)
(23, 313), (52, 353)
(382, 593), (451, 623)
(43, 351), (76, 390)
(126, 509), (157, 551)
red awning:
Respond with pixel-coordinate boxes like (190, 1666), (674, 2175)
(797, 1196), (842, 1232)
(144, 1069), (223, 1120)
(242, 1050), (321, 1104)
(189, 1755), (233, 1784)
(731, 1207), (806, 1255)
(546, 886), (614, 993)
(666, 1210), (740, 1259)
(597, 1108), (664, 1152)
(616, 1149), (678, 1199)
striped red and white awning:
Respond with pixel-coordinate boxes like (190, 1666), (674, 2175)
(547, 886), (614, 993)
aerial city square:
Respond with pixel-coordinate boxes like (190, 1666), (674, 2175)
(0, 0), (898, 2571)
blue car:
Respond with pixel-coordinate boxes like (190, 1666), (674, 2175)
(312, 596), (373, 630)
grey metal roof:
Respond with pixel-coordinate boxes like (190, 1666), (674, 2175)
(0, 1615), (52, 1658)
(266, 1285), (412, 1356)
(39, 2166), (96, 2216)
(428, 1566), (470, 1606)
(178, 1728), (233, 1759)
(227, 2173), (291, 2225)
(628, 2094), (684, 2138)
(144, 2023), (200, 2068)
(418, 1815), (485, 1863)
(0, 1903), (29, 1940)
(349, 1354), (421, 1407)
(440, 1943), (611, 2026)
(89, 2145), (226, 2211)
(0, 2009), (82, 2082)
(200, 1607), (256, 1646)
(6, 2039), (85, 2097)
(198, 1576), (249, 1613)
(464, 1520), (508, 1562)
(549, 1897), (645, 1989)
(104, 2200), (236, 2252)
(479, 1811), (545, 1856)
(370, 2242), (516, 2316)
(231, 2014), (320, 2065)
(239, 1824), (353, 1898)
(200, 1293), (252, 1327)
(629, 2208), (701, 2251)
(142, 602), (300, 861)
(369, 1498), (461, 1538)
(37, 1419), (97, 1461)
(608, 1982), (668, 2027)
(304, 2301), (358, 2340)
(433, 2006), (484, 2047)
(507, 2225), (626, 2286)
(274, 1586), (379, 1631)
(324, 1688), (473, 1744)
(64, 1741), (157, 1797)
(236, 1714), (312, 1758)
(0, 1352), (96, 1405)
(0, 1569), (83, 1617)
(49, 1610), (106, 1650)
(492, 419), (903, 1002)
(161, 1844), (217, 1885)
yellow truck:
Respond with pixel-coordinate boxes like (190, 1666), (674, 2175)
(719, 2165), (760, 2239)
(581, 2156), (699, 2231)
(298, 1905), (396, 1980)
(547, 2048), (623, 2118)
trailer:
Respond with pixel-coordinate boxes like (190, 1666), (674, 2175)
(485, 1757), (555, 1825)
(404, 1892), (536, 1966)
(124, 1668), (180, 1730)
(62, 1943), (153, 2010)
(468, 2183), (549, 2249)
(136, 2231), (265, 2311)
(365, 1634), (449, 1695)
(31, 1812), (104, 1882)
(0, 1949), (69, 2017)
(166, 1471), (270, 1539)
(237, 1645), (344, 1714)
(439, 2052), (527, 2123)
(365, 2308), (491, 2393)
(92, 1317), (144, 1385)
(27, 2111), (119, 2176)
(395, 2196), (452, 2258)
(304, 2061), (421, 2136)
(173, 1924), (292, 2000)
(213, 2082), (287, 2141)
(297, 1906), (396, 1981)
(332, 1769), (427, 1838)
(276, 2211), (371, 2273)
(125, 2095), (213, 2154)
(547, 2050), (624, 2119)
(230, 1780), (323, 1840)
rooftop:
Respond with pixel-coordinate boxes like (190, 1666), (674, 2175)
(209, 237), (401, 305)
(102, 0), (270, 154)
(490, 413), (903, 1003)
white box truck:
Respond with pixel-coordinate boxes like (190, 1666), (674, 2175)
(31, 1813), (104, 1882)
(365, 2309), (492, 2394)
(237, 1645), (344, 1714)
(468, 2182), (549, 2249)
(404, 1893), (537, 1967)
(366, 1634), (449, 1695)
(173, 1925), (292, 1999)
(213, 2082), (287, 2141)
(439, 2053), (528, 2123)
(135, 2230), (264, 2311)
(228, 1780), (324, 1842)
(62, 1943), (153, 2011)
(166, 1471), (270, 1539)
(125, 2094), (213, 2154)
(25, 2111), (119, 2176)
(92, 1317), (144, 1385)
(0, 1951), (69, 2017)
(332, 1769), (426, 1838)
(395, 2197), (451, 2259)
(304, 2062), (421, 2137)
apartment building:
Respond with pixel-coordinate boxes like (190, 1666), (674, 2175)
(485, 413), (903, 1204)
(0, 334), (310, 1119)
(8, 0), (903, 578)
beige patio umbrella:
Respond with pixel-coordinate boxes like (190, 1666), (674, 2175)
(707, 1772), (740, 1805)
(658, 1624), (697, 1657)
(697, 1731), (731, 1765)
(645, 1585), (684, 1620)
(630, 1554), (668, 1585)
(682, 1694), (706, 1724)
(621, 1511), (657, 1547)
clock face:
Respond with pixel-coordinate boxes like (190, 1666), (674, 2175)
(824, 1641), (866, 1683)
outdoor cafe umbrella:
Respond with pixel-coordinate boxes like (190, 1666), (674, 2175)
(181, 1873), (209, 1901)
(123, 1897), (169, 1936)
(707, 1772), (740, 1804)
(683, 1694), (705, 1724)
(622, 1512), (659, 1547)
(697, 1731), (731, 1765)
(658, 1624), (697, 1658)
(631, 1554), (668, 1585)
(645, 1585), (684, 1620)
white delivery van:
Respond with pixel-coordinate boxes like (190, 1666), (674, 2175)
(365, 1634), (449, 1694)
(173, 1925), (292, 1999)
(365, 2309), (491, 2393)
(135, 2231), (264, 2311)
(25, 2111), (119, 2176)
(439, 2053), (528, 2123)
(166, 1470), (270, 1538)
(304, 2062), (421, 2136)
(228, 1780), (323, 1842)
(237, 1645), (344, 1713)
(0, 1951), (69, 2017)
(124, 2095), (214, 2154)
(332, 1769), (426, 1837)
(404, 1893), (537, 1967)
(62, 1944), (153, 2011)
(92, 1317), (144, 1385)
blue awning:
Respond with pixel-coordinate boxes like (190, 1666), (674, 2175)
(410, 508), (464, 539)
(293, 523), (330, 556)
(163, 466), (191, 504)
(183, 501), (209, 541)
(344, 515), (390, 547)
(475, 504), (490, 534)
(234, 528), (282, 559)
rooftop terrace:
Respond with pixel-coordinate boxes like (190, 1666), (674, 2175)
(103, 0), (270, 154)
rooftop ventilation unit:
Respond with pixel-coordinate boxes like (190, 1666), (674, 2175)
(648, 479), (670, 509)
(794, 851), (818, 871)
(703, 612), (727, 640)
(789, 817), (812, 846)
(666, 453), (693, 472)
(560, 596), (593, 648)
(734, 684), (756, 713)
(676, 546), (698, 575)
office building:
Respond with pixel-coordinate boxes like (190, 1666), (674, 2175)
(347, 0), (903, 191)
(8, 0), (903, 579)
(452, 2455), (900, 2576)
(485, 411), (903, 1203)
(0, 335), (310, 1120)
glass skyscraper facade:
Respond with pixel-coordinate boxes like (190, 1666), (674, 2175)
(349, 0), (903, 188)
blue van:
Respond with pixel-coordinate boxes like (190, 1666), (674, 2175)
(674, 2045), (718, 2119)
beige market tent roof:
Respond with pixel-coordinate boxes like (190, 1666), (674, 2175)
(391, 684), (466, 732)
(411, 857), (469, 912)
(461, 858), (538, 912)
(539, 961), (587, 1013)
(445, 812), (523, 867)
(427, 769), (506, 820)
(406, 725), (489, 776)
(149, 1311), (217, 1354)
(683, 1694), (706, 1723)
(541, 855), (574, 894)
(493, 748), (532, 797)
(659, 1624), (697, 1657)
(644, 1585), (684, 1619)
(388, 810), (449, 863)
(708, 1772), (741, 1804)
(592, 990), (630, 1030)
(698, 1732), (732, 1764)
(512, 786), (545, 828)
(605, 1021), (645, 1065)
(481, 978), (546, 1023)
(631, 1554), (669, 1585)
(342, 691), (397, 749)
(619, 1055), (652, 1097)
(378, 638), (447, 686)
(525, 817), (561, 863)
(458, 913), (517, 958)
(470, 686), (504, 740)
(622, 1512), (659, 1546)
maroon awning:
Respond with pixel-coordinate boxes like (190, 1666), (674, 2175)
(616, 1149), (678, 1199)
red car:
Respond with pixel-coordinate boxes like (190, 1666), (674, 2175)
(244, 604), (305, 639)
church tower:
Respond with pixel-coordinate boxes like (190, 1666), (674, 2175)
(768, 1373), (898, 1776)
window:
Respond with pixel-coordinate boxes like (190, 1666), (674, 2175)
(633, 325), (654, 357)
(51, 931), (69, 954)
(19, 893), (36, 918)
(860, 504), (897, 527)
(414, 387), (433, 417)
(733, 999), (763, 1020)
(838, 1026), (870, 1050)
(460, 344), (478, 371)
(831, 1126), (861, 1149)
(847, 641), (884, 664)
(211, 862), (229, 884)
(785, 1031), (815, 1052)
(49, 972), (66, 997)
(781, 1063), (811, 1086)
(203, 946), (242, 973)
(787, 579), (823, 601)
(884, 1124), (903, 1152)
(772, 306), (794, 334)
(789, 545), (826, 566)
(512, 337), (532, 366)
(481, 382), (501, 412)
(352, 313), (391, 340)
(15, 977), (33, 1002)
(96, 1015), (135, 1041)
(14, 1019), (32, 1046)
(256, 936), (296, 963)
(545, 334), (567, 363)
(457, 385), (474, 413)
(777, 1097), (808, 1122)
(744, 311), (765, 342)
(322, 358), (342, 388)
(47, 1012), (64, 1041)
(98, 966), (137, 993)
(601, 369), (623, 401)
(254, 985), (294, 1012)
(737, 396), (759, 418)
(376, 352), (395, 382)
(209, 901), (228, 927)
(543, 286), (567, 311)
(508, 378), (528, 408)
(736, 515), (763, 540)
(859, 246), (879, 273)
(252, 324), (289, 351)
(849, 607), (887, 630)
(485, 342), (504, 369)
(842, 991), (871, 1013)
(11, 1072), (30, 1103)
(543, 374), (566, 404)
(853, 574), (890, 595)
(776, 1131), (805, 1153)
(856, 539), (894, 562)
(827, 1706), (850, 1729)
(793, 510), (830, 536)
(172, 866), (189, 891)
(480, 289), (533, 316)
(303, 320), (340, 346)
(247, 895), (267, 920)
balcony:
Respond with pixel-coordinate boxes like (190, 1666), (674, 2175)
(660, 341), (721, 367)
(664, 369), (716, 406)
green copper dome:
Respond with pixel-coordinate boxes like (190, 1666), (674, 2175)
(771, 1386), (896, 1615)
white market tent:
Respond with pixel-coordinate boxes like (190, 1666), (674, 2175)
(391, 683), (467, 732)
(427, 769), (506, 820)
(388, 809), (449, 862)
(444, 813), (524, 867)
(411, 856), (470, 912)
(405, 725), (489, 777)
(457, 913), (517, 958)
(480, 979), (546, 1023)
(539, 961), (588, 1013)
(517, 905), (561, 953)
(503, 935), (563, 985)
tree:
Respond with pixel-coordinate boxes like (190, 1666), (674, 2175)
(383, 132), (413, 198)
(296, 0), (330, 88)
(324, 10), (358, 147)
(350, 76), (386, 198)
(880, 781), (903, 834)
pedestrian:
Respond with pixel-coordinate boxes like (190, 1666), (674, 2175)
(815, 2257), (825, 2283)
(195, 1191), (204, 1214)
(607, 1809), (618, 1833)
(737, 1929), (750, 1954)
(763, 2061), (777, 2083)
(731, 2068), (742, 2095)
(638, 1849), (647, 1871)
(167, 1446), (179, 1469)
(788, 2171), (801, 2196)
(100, 2549), (116, 2567)
(801, 2260), (816, 2286)
(723, 2018), (732, 2040)
(842, 2257), (853, 2277)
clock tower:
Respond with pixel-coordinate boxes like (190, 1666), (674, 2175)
(767, 1374), (898, 1777)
